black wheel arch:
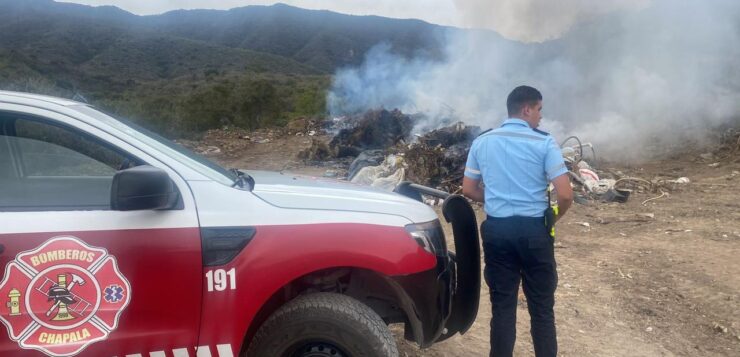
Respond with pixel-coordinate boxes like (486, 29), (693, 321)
(240, 267), (428, 354)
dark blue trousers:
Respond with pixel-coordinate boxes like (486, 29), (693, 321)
(482, 216), (558, 357)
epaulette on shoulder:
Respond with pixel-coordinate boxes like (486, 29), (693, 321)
(477, 128), (493, 137)
(532, 128), (550, 136)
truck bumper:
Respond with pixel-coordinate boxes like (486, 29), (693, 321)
(391, 250), (455, 347)
(392, 183), (481, 347)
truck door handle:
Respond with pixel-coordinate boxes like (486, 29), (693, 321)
(0, 244), (4, 254)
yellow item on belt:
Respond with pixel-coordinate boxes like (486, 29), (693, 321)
(546, 186), (559, 239)
(550, 204), (559, 238)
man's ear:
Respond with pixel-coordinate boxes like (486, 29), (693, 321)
(521, 104), (531, 117)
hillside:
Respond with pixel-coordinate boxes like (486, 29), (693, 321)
(147, 3), (446, 72)
(0, 0), (445, 136)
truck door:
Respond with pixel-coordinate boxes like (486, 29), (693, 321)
(0, 110), (203, 356)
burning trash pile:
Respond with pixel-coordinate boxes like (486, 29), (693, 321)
(299, 109), (480, 191)
(402, 123), (481, 192)
(329, 109), (415, 157)
(301, 108), (696, 205)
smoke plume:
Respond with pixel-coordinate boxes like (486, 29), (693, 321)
(453, 0), (650, 43)
(328, 0), (740, 161)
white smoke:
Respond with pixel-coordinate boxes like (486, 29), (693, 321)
(327, 0), (740, 161)
(452, 0), (650, 43)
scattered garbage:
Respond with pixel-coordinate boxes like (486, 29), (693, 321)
(561, 136), (597, 167)
(286, 117), (322, 136)
(602, 188), (631, 203)
(350, 155), (406, 191)
(558, 136), (694, 205)
(348, 150), (385, 180)
(559, 136), (627, 202)
(200, 146), (221, 155)
(673, 177), (691, 184)
(583, 178), (615, 195)
(579, 167), (600, 182)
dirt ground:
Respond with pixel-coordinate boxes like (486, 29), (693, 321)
(202, 129), (740, 356)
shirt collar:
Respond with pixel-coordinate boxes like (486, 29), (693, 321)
(501, 118), (531, 128)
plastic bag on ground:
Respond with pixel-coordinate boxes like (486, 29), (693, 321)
(350, 155), (406, 191)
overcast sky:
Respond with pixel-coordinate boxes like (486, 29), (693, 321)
(60, 1), (462, 26)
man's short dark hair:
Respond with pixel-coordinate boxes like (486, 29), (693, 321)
(507, 86), (542, 117)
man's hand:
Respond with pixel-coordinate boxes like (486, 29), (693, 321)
(462, 176), (484, 203)
(551, 174), (573, 222)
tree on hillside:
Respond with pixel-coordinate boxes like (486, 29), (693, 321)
(233, 79), (283, 129)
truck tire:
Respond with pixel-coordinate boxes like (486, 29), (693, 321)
(246, 292), (398, 357)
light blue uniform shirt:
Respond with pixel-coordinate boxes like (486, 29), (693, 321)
(464, 118), (568, 218)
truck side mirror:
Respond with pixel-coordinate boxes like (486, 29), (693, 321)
(110, 165), (179, 211)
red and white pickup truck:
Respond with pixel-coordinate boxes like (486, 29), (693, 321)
(0, 91), (480, 357)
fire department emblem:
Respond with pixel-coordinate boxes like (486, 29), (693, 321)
(0, 236), (131, 356)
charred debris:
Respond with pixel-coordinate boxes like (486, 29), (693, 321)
(299, 108), (711, 205)
(299, 109), (481, 193)
(182, 107), (721, 206)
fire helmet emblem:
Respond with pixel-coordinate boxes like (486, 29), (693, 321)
(0, 237), (132, 356)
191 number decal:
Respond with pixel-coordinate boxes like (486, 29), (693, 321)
(206, 268), (236, 291)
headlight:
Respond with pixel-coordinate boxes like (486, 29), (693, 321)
(405, 220), (446, 255)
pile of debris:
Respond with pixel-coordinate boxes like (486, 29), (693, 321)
(346, 120), (480, 192)
(346, 122), (480, 192)
(402, 122), (481, 192)
(299, 108), (698, 205)
(560, 136), (692, 205)
(298, 108), (480, 191)
(298, 109), (415, 162)
(718, 128), (740, 162)
(329, 109), (415, 157)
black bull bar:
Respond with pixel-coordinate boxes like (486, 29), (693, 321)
(394, 181), (481, 341)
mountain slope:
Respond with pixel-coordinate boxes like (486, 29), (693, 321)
(147, 3), (446, 71)
(0, 0), (446, 135)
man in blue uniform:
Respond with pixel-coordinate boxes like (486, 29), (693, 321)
(463, 86), (573, 357)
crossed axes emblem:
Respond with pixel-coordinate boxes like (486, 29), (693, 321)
(45, 273), (86, 318)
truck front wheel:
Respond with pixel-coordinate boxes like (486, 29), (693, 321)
(246, 292), (398, 357)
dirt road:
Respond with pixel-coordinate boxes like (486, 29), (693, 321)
(206, 131), (740, 356)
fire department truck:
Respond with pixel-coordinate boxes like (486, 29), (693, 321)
(0, 91), (480, 357)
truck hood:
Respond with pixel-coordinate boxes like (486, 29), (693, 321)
(247, 170), (438, 223)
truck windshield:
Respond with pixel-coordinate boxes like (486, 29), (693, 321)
(72, 105), (238, 186)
